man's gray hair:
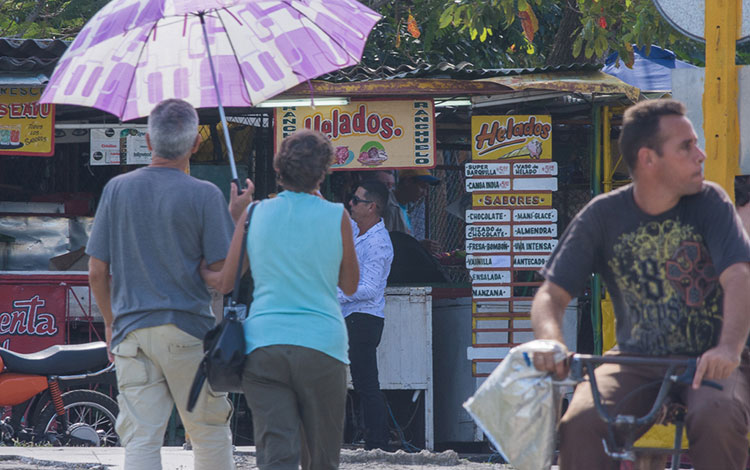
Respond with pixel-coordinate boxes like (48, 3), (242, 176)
(147, 99), (199, 160)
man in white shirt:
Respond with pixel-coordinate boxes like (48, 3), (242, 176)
(338, 180), (394, 451)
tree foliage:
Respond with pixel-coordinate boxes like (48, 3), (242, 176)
(0, 0), (107, 39)
(360, 0), (564, 68)
(6, 0), (749, 70)
(437, 0), (711, 67)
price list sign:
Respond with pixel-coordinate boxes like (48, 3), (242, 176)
(466, 115), (559, 376)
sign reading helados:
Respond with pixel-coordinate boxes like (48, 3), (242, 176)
(276, 100), (435, 170)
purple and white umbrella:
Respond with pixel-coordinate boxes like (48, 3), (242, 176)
(40, 0), (381, 185)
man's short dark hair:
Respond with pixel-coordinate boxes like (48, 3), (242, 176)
(619, 99), (686, 173)
(359, 180), (388, 217)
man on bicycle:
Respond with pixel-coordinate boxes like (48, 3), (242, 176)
(531, 99), (750, 469)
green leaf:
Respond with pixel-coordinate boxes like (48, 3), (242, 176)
(585, 43), (594, 58)
(439, 9), (454, 28)
(572, 36), (583, 58)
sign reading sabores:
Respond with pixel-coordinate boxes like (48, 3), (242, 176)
(275, 100), (435, 170)
(0, 286), (65, 353)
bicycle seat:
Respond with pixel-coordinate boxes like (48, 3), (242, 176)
(0, 342), (109, 375)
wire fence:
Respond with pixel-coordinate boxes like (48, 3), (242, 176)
(426, 149), (471, 284)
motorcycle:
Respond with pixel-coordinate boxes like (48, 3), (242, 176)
(0, 341), (118, 446)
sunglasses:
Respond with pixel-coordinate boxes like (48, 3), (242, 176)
(350, 194), (373, 205)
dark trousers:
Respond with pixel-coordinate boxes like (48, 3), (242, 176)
(559, 350), (750, 470)
(242, 345), (347, 470)
(345, 312), (389, 449)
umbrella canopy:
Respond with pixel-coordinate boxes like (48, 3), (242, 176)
(602, 45), (697, 93)
(39, 0), (381, 121)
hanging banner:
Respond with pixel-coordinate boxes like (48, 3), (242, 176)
(471, 115), (552, 161)
(90, 127), (151, 165)
(0, 87), (54, 156)
(0, 286), (65, 353)
(274, 100), (435, 170)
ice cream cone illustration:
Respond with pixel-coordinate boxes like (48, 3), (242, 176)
(500, 139), (543, 159)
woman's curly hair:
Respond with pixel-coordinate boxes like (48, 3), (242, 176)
(274, 129), (334, 192)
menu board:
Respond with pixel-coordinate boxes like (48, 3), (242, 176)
(467, 114), (559, 377)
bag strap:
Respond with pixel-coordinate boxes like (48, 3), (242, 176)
(230, 201), (257, 307)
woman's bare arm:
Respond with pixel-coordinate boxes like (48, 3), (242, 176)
(338, 210), (359, 295)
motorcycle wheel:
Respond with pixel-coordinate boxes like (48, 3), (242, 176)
(35, 390), (119, 446)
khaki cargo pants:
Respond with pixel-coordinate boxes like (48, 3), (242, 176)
(112, 324), (235, 470)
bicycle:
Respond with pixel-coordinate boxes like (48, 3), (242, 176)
(568, 354), (723, 470)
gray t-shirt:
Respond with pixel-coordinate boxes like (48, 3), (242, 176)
(542, 182), (750, 356)
(86, 167), (234, 348)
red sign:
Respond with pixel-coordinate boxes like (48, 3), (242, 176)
(0, 285), (65, 353)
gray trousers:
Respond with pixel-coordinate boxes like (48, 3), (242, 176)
(559, 350), (750, 470)
(243, 345), (347, 470)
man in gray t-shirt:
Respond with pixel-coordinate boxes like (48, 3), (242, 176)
(87, 99), (252, 470)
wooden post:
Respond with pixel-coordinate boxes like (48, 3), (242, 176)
(703, 0), (741, 201)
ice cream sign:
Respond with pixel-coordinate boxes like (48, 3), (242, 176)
(471, 115), (551, 161)
(0, 87), (54, 156)
(274, 100), (435, 170)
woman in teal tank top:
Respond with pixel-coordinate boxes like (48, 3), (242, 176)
(201, 130), (359, 470)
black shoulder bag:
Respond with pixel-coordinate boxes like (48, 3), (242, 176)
(187, 202), (257, 411)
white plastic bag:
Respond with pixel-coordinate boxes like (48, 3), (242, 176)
(463, 339), (568, 470)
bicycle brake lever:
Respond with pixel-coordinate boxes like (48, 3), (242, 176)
(671, 359), (723, 390)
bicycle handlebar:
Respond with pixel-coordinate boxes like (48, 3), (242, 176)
(565, 353), (723, 466)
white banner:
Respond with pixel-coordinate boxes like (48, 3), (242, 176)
(470, 270), (511, 284)
(465, 162), (511, 177)
(472, 286), (512, 299)
(466, 240), (512, 253)
(512, 239), (558, 253)
(466, 255), (511, 269)
(512, 177), (558, 191)
(513, 209), (558, 222)
(466, 225), (511, 239)
(465, 178), (511, 192)
(465, 209), (510, 224)
(512, 162), (558, 176)
(513, 255), (550, 268)
(513, 224), (557, 237)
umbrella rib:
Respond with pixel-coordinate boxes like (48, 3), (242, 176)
(281, 0), (367, 67)
(120, 22), (160, 121)
(214, 8), (259, 106)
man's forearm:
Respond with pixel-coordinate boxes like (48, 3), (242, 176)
(89, 275), (114, 328)
(718, 263), (750, 355)
(531, 282), (570, 343)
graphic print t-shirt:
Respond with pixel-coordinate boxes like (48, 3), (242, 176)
(542, 182), (750, 356)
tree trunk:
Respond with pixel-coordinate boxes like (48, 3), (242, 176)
(545, 0), (597, 66)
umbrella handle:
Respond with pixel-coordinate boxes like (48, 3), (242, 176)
(199, 12), (242, 196)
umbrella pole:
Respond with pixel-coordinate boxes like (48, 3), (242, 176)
(199, 13), (241, 194)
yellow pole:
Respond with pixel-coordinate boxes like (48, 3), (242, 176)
(703, 0), (741, 202)
(602, 106), (612, 194)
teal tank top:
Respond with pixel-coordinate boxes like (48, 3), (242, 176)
(244, 191), (348, 364)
